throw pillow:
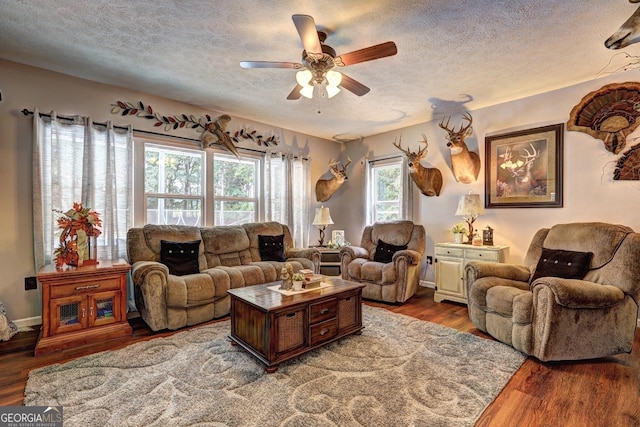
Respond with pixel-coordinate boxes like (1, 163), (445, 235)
(373, 239), (408, 264)
(160, 240), (201, 276)
(258, 234), (286, 262)
(530, 248), (593, 282)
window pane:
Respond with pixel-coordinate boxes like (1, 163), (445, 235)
(145, 146), (202, 195)
(214, 157), (256, 198)
(147, 197), (202, 226)
(373, 164), (402, 221)
(214, 200), (256, 225)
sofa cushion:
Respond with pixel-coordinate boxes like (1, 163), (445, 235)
(258, 234), (286, 261)
(200, 226), (252, 267)
(373, 239), (407, 263)
(160, 240), (201, 276)
(531, 248), (593, 283)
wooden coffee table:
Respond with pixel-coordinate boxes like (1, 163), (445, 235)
(227, 276), (365, 373)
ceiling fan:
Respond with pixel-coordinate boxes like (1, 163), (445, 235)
(240, 14), (397, 100)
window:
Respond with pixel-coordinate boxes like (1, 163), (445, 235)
(366, 156), (412, 224)
(144, 144), (204, 226)
(213, 153), (260, 225)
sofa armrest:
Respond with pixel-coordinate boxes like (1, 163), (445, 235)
(131, 260), (169, 284)
(130, 261), (169, 331)
(532, 278), (625, 309)
(392, 249), (421, 265)
(287, 247), (321, 273)
(339, 245), (369, 260)
(466, 260), (531, 283)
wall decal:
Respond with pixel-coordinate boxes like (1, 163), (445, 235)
(111, 100), (279, 157)
(567, 82), (640, 154)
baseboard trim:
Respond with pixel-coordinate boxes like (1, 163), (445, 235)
(14, 316), (42, 330)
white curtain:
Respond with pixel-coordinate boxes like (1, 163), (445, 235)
(32, 109), (133, 270)
(264, 150), (311, 247)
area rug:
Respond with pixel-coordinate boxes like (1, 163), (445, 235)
(25, 306), (525, 426)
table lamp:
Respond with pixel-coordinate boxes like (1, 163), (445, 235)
(312, 206), (334, 247)
(455, 192), (485, 244)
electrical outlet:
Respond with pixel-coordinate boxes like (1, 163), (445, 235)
(426, 256), (433, 265)
(24, 276), (38, 291)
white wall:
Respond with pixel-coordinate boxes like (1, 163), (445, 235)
(0, 59), (341, 324)
(336, 69), (640, 283)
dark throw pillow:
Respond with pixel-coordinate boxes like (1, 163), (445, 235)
(373, 239), (408, 264)
(530, 248), (593, 283)
(160, 240), (201, 276)
(258, 234), (286, 262)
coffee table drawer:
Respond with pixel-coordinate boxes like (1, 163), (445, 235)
(310, 298), (337, 324)
(310, 318), (338, 346)
(276, 309), (306, 354)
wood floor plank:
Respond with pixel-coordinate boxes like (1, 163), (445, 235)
(0, 285), (638, 427)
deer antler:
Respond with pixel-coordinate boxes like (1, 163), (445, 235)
(342, 157), (352, 170)
(393, 135), (410, 155)
(438, 116), (452, 132)
(457, 112), (473, 134)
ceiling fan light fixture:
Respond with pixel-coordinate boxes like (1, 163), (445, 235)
(325, 69), (342, 87)
(326, 84), (341, 98)
(300, 84), (314, 99)
(296, 69), (313, 86)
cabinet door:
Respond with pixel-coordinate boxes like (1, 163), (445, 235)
(88, 291), (122, 327)
(435, 257), (465, 297)
(50, 295), (87, 335)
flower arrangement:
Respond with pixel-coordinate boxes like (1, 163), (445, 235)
(326, 239), (350, 249)
(292, 273), (305, 282)
(53, 202), (102, 268)
(449, 223), (467, 234)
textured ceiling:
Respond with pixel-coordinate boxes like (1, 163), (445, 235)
(0, 0), (637, 141)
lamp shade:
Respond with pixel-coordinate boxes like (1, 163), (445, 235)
(312, 206), (334, 226)
(455, 193), (485, 217)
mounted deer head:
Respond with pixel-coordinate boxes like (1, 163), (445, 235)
(439, 112), (481, 184)
(315, 157), (352, 202)
(605, 0), (640, 49)
(393, 134), (443, 197)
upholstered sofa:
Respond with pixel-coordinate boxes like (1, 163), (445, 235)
(339, 220), (425, 303)
(127, 222), (320, 331)
(466, 222), (640, 361)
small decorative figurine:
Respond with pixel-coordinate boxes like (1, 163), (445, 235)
(483, 226), (494, 246)
(280, 263), (294, 290)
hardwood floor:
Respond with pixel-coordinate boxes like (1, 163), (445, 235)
(1, 285), (638, 426)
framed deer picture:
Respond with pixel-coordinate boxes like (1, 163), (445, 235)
(485, 123), (564, 208)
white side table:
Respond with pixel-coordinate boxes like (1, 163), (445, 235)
(434, 243), (509, 304)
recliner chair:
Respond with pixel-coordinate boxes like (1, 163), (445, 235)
(466, 222), (640, 361)
(339, 220), (425, 303)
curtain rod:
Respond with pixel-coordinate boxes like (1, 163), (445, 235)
(21, 108), (300, 157)
(368, 154), (403, 163)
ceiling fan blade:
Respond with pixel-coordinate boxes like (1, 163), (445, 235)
(340, 74), (370, 96)
(292, 14), (322, 55)
(336, 41), (398, 66)
(287, 85), (303, 100)
(240, 61), (302, 69)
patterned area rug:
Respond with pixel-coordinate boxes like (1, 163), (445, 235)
(25, 306), (525, 426)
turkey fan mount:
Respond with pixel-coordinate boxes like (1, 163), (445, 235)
(567, 82), (640, 154)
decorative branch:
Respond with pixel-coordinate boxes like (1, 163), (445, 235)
(110, 100), (279, 156)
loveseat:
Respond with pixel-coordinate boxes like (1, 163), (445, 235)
(127, 222), (320, 331)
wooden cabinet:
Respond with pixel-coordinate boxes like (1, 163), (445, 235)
(228, 278), (364, 372)
(35, 259), (132, 356)
(318, 248), (341, 276)
(434, 243), (509, 304)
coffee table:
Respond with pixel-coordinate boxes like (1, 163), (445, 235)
(227, 276), (365, 373)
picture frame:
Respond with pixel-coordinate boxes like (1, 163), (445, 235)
(485, 123), (563, 208)
(331, 230), (345, 245)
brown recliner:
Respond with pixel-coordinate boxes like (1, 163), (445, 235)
(466, 222), (640, 361)
(339, 220), (425, 303)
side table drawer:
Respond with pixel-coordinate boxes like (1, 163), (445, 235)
(435, 246), (464, 258)
(465, 249), (499, 262)
(310, 318), (338, 346)
(310, 298), (337, 324)
(50, 277), (121, 299)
